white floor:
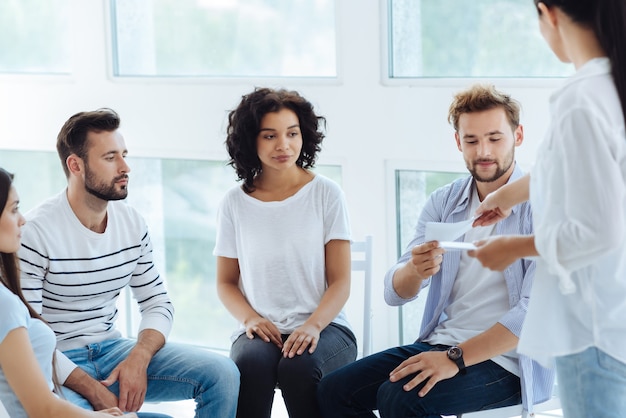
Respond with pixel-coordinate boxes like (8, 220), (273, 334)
(140, 396), (562, 418)
(139, 390), (289, 417)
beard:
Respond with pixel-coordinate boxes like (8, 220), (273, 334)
(468, 147), (515, 183)
(84, 165), (128, 201)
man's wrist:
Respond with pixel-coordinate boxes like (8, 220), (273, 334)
(64, 368), (117, 409)
(446, 346), (467, 375)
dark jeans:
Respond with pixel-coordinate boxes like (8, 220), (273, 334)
(231, 323), (357, 418)
(317, 342), (521, 418)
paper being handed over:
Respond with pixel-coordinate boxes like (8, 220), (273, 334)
(424, 218), (476, 251)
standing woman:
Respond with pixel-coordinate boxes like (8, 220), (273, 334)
(215, 87), (357, 418)
(470, 1), (626, 416)
(0, 167), (136, 418)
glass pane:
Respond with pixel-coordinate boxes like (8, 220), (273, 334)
(390, 0), (572, 78)
(0, 0), (71, 74)
(0, 149), (342, 351)
(112, 0), (337, 78)
(395, 169), (465, 344)
(0, 151), (66, 210)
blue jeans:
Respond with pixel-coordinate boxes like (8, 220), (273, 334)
(61, 338), (240, 418)
(317, 342), (521, 418)
(231, 323), (357, 418)
(556, 346), (626, 418)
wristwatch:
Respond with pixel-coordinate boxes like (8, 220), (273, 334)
(447, 346), (467, 375)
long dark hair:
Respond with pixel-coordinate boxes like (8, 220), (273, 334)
(535, 0), (626, 124)
(0, 168), (61, 392)
(0, 168), (38, 319)
(225, 87), (325, 193)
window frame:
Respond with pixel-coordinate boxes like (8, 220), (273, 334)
(379, 0), (568, 89)
(105, 0), (343, 85)
(385, 159), (467, 344)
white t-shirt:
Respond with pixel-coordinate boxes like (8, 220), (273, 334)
(0, 285), (56, 418)
(520, 57), (626, 367)
(425, 189), (519, 375)
(214, 174), (352, 340)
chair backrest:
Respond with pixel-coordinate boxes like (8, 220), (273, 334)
(351, 236), (373, 357)
(0, 399), (9, 418)
(456, 382), (561, 418)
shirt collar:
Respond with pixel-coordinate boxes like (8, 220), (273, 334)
(554, 57), (610, 96)
(457, 162), (525, 215)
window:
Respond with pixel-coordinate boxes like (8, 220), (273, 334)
(111, 0), (337, 78)
(389, 0), (572, 79)
(2, 150), (341, 351)
(0, 0), (71, 74)
(395, 168), (465, 344)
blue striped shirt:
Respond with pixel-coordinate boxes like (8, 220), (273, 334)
(384, 164), (555, 413)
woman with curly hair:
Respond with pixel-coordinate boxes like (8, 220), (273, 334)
(214, 87), (357, 418)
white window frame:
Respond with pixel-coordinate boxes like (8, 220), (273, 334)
(378, 0), (568, 89)
(104, 0), (343, 86)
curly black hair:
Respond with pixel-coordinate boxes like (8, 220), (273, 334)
(226, 87), (325, 193)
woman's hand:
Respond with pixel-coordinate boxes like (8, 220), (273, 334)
(244, 316), (283, 348)
(282, 323), (321, 358)
(468, 236), (524, 271)
(95, 407), (134, 416)
(474, 173), (530, 227)
(473, 191), (512, 227)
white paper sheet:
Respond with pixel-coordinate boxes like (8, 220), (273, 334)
(438, 241), (477, 251)
(425, 217), (475, 242)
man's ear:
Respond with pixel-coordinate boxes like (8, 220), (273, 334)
(514, 124), (524, 146)
(455, 132), (462, 152)
(66, 154), (83, 175)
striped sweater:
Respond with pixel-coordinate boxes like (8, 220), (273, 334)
(18, 190), (174, 380)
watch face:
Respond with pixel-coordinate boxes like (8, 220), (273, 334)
(448, 346), (462, 360)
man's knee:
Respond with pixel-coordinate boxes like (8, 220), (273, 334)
(213, 355), (240, 388)
(317, 368), (342, 399)
(377, 379), (416, 417)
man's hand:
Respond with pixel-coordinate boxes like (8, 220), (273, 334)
(408, 241), (445, 280)
(392, 241), (445, 299)
(388, 351), (459, 397)
(101, 351), (149, 412)
(64, 367), (119, 410)
(101, 329), (165, 412)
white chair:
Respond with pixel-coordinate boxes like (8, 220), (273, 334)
(456, 383), (561, 418)
(351, 235), (373, 357)
(0, 400), (9, 418)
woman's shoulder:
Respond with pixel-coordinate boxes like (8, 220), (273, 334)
(310, 173), (343, 193)
(0, 287), (29, 341)
(0, 286), (21, 307)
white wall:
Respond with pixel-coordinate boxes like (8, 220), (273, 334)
(0, 0), (561, 352)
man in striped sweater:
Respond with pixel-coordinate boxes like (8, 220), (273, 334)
(18, 108), (240, 418)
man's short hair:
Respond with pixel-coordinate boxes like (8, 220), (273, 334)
(56, 108), (120, 178)
(447, 84), (521, 132)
